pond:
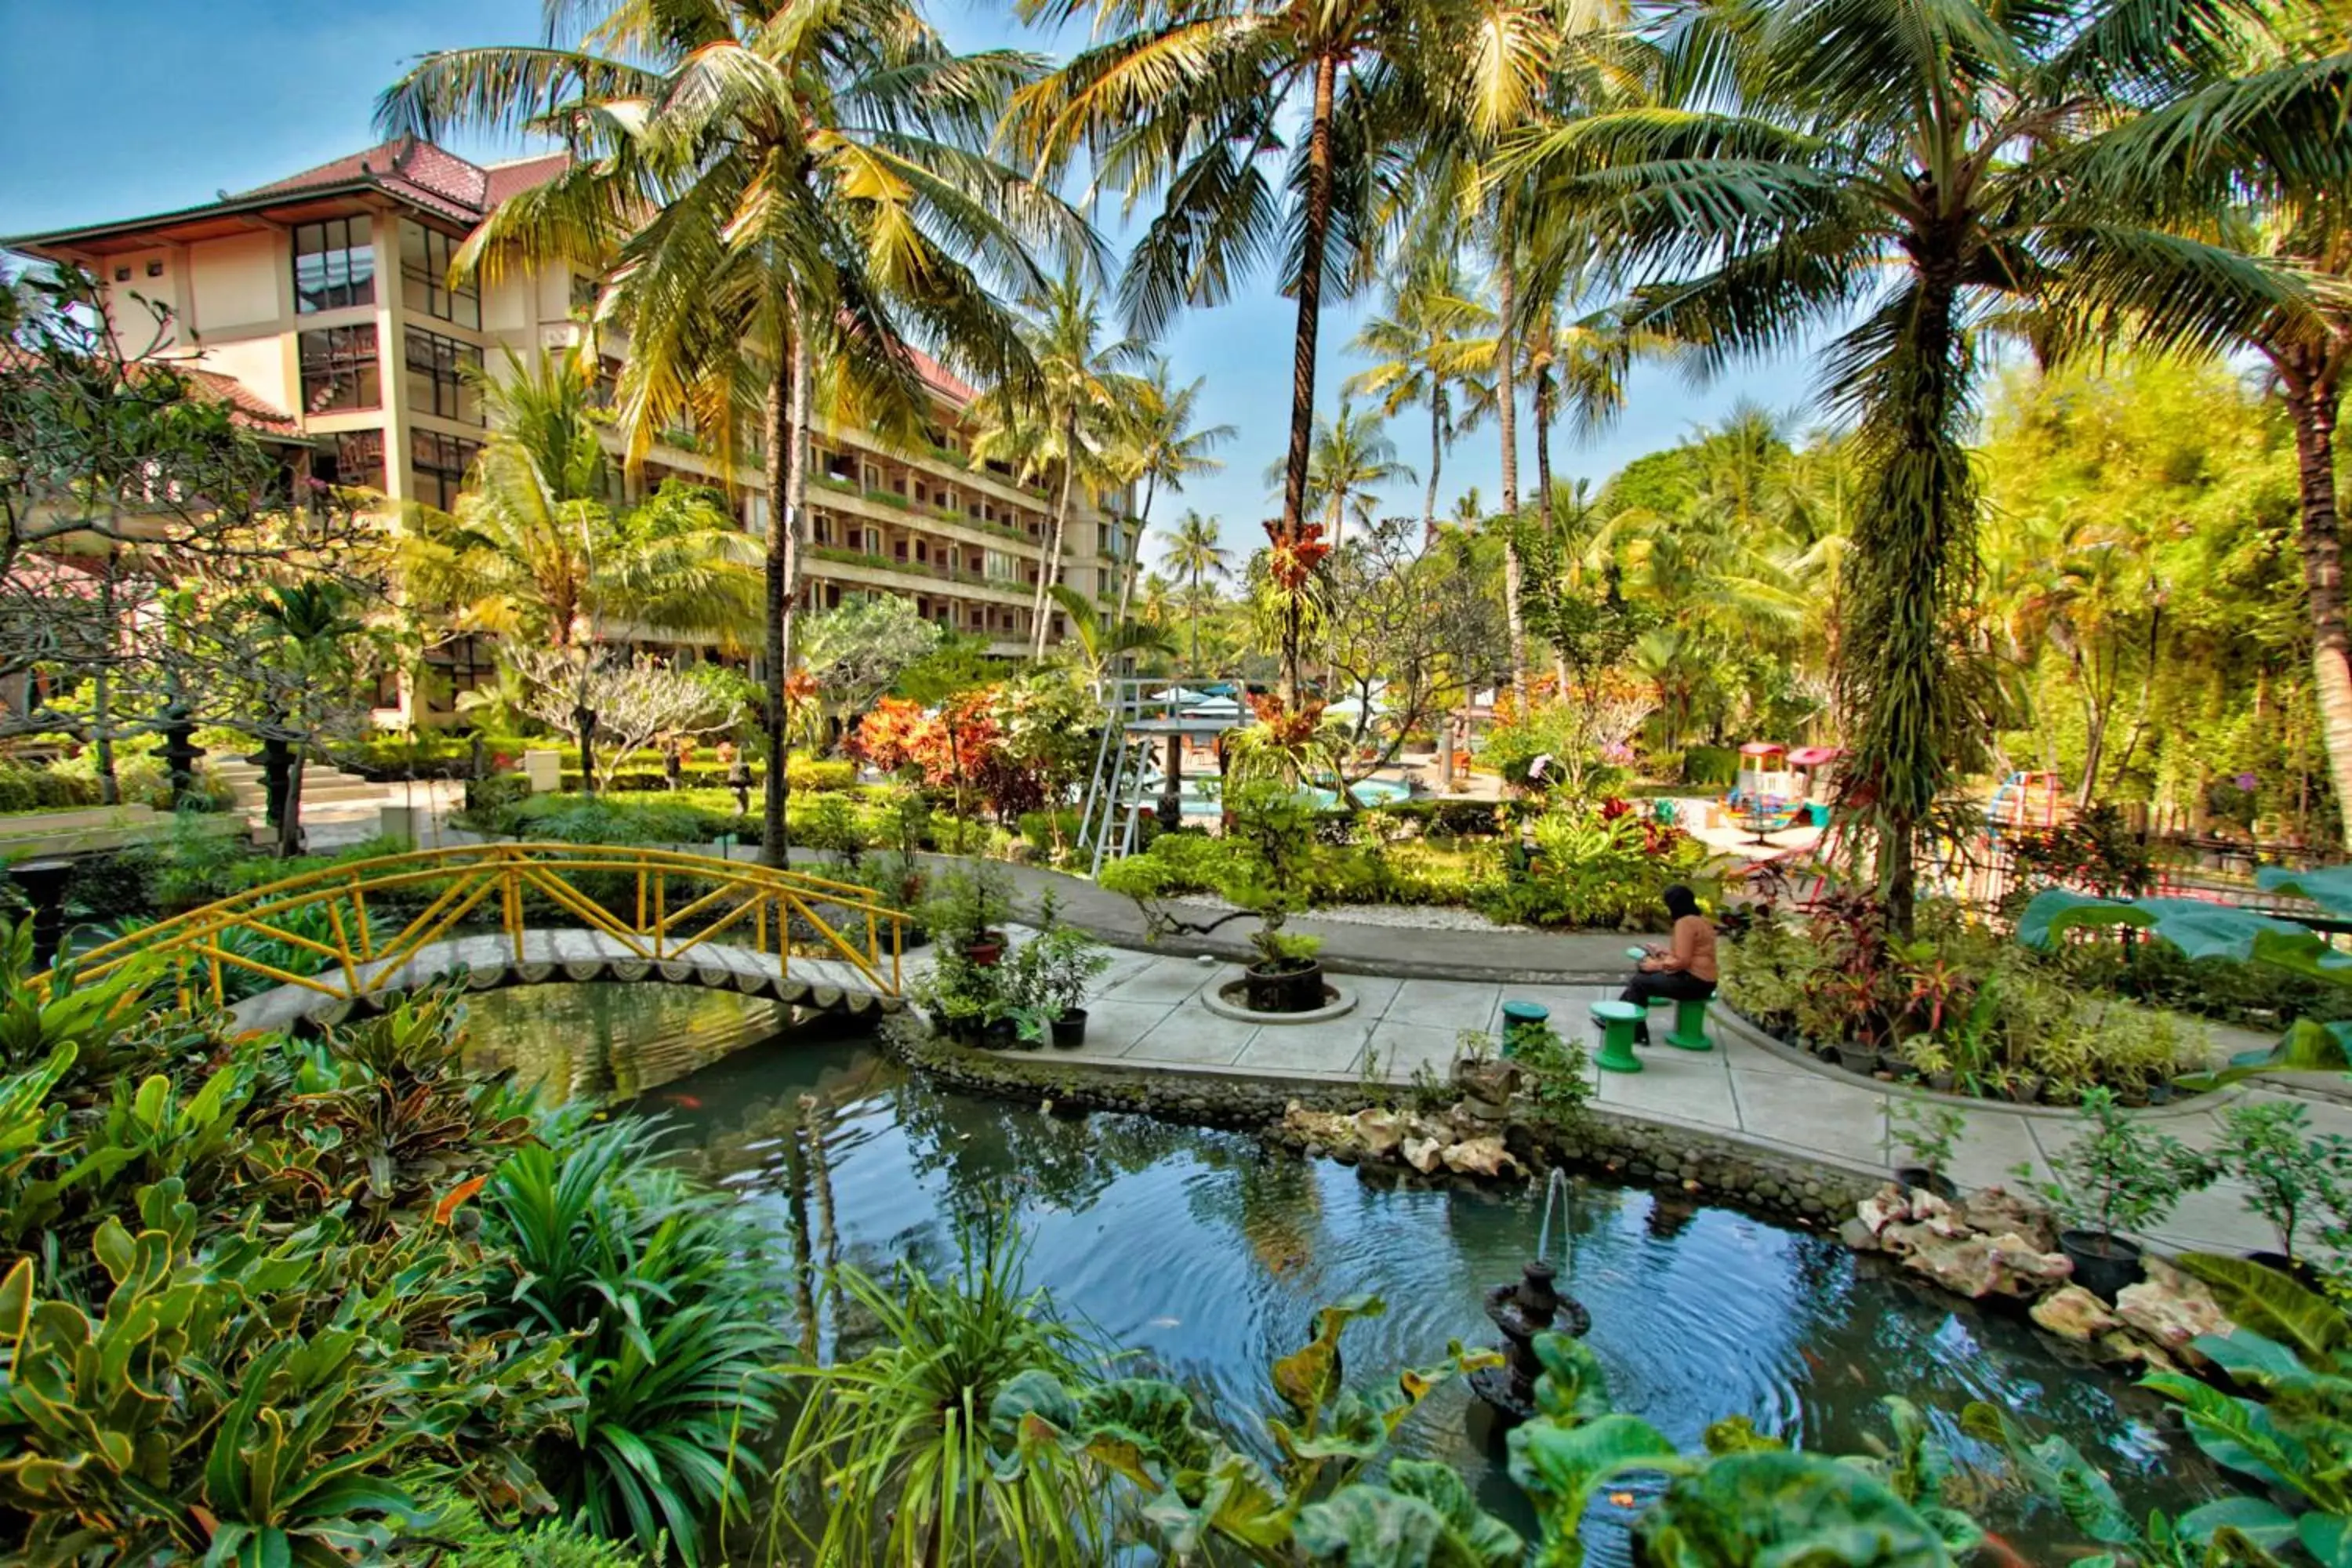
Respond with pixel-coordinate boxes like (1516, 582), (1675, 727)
(462, 981), (2218, 1559)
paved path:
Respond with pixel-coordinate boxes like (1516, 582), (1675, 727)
(1054, 948), (2321, 1258)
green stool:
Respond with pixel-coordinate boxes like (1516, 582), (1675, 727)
(1663, 996), (1715, 1051)
(1590, 1000), (1644, 1073)
(1499, 1000), (1551, 1057)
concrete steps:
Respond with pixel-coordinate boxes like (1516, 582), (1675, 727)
(212, 758), (387, 811)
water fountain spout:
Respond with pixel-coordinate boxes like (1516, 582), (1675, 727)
(1468, 1167), (1592, 1425)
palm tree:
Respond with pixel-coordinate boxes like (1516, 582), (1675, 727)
(1047, 584), (1176, 681)
(401, 354), (760, 655)
(1006, 0), (1510, 698)
(1273, 401), (1417, 553)
(1346, 251), (1491, 540)
(379, 0), (1088, 865)
(1163, 510), (1230, 671)
(971, 274), (1145, 659)
(1506, 0), (2310, 931)
(1111, 361), (1234, 634)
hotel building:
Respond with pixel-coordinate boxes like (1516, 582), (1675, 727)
(8, 136), (1128, 716)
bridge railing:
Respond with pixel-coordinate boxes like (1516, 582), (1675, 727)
(44, 842), (910, 1011)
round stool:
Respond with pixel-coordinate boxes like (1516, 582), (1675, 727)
(1664, 996), (1714, 1051)
(1499, 999), (1551, 1057)
(1590, 1000), (1644, 1073)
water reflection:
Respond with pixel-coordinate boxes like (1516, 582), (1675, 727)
(462, 982), (2215, 1556)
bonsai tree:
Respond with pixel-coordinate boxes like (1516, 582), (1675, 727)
(1102, 780), (1326, 975)
(2216, 1101), (2352, 1265)
(2018, 1087), (2214, 1254)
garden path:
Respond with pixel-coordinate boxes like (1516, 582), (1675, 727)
(1054, 947), (2323, 1258)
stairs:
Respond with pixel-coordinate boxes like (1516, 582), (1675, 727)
(211, 757), (388, 814)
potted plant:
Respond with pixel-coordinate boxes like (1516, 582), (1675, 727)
(1243, 924), (1325, 1013)
(1884, 1095), (1966, 1199)
(2216, 1100), (2349, 1277)
(1898, 1036), (1956, 1094)
(920, 861), (1012, 966)
(911, 944), (1011, 1047)
(2017, 1087), (2215, 1299)
(1008, 902), (1112, 1049)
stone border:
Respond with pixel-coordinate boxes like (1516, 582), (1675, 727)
(1200, 969), (1357, 1025)
(880, 1021), (1883, 1229)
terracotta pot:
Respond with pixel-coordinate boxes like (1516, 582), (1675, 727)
(963, 932), (1006, 967)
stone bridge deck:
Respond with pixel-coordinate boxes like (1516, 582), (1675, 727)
(227, 927), (916, 1035)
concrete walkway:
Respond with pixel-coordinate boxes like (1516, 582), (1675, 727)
(1057, 947), (2325, 1258)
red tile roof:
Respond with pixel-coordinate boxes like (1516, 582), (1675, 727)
(238, 137), (567, 223)
(909, 347), (978, 405)
(182, 367), (299, 434)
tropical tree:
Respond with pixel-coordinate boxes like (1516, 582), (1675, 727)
(1006, 0), (1481, 698)
(379, 0), (1089, 865)
(971, 273), (1146, 658)
(1346, 250), (1491, 539)
(1504, 0), (2314, 931)
(401, 354), (760, 653)
(1276, 401), (1416, 553)
(1110, 361), (1233, 633)
(1163, 510), (1230, 671)
(1047, 584), (1175, 680)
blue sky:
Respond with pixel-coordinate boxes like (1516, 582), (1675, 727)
(0, 0), (1820, 565)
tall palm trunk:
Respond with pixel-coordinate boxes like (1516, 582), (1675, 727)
(1273, 49), (1341, 706)
(1113, 473), (1156, 652)
(1842, 247), (1973, 938)
(1423, 395), (1443, 545)
(1495, 239), (1527, 702)
(2281, 348), (2352, 848)
(1032, 409), (1079, 658)
(1189, 564), (1202, 672)
(1534, 365), (1568, 694)
(760, 314), (809, 867)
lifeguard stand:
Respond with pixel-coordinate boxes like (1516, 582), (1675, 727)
(1075, 680), (1249, 876)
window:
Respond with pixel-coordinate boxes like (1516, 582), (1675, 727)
(404, 328), (483, 424)
(292, 216), (375, 313)
(298, 325), (380, 412)
(409, 430), (481, 510)
(400, 222), (480, 328)
(570, 272), (600, 314)
(423, 634), (496, 713)
(984, 549), (1018, 583)
(314, 430), (384, 492)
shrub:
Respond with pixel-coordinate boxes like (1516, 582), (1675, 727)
(466, 771), (533, 815)
(1681, 744), (1740, 788)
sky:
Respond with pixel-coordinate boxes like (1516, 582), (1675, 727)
(0, 0), (1822, 568)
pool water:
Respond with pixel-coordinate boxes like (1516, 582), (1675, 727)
(1136, 775), (1415, 815)
(462, 982), (2218, 1559)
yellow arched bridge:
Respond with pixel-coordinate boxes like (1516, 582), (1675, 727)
(48, 843), (916, 1034)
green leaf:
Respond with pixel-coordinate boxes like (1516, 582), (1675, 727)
(1527, 1332), (1613, 1425)
(2173, 1255), (2352, 1364)
(2177, 1495), (2298, 1550)
(1635, 1450), (1958, 1568)
(1272, 1295), (1386, 1421)
(2303, 1514), (2352, 1568)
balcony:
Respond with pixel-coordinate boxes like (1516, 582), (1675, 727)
(804, 544), (1032, 603)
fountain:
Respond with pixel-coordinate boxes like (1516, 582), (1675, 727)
(1468, 1169), (1593, 1423)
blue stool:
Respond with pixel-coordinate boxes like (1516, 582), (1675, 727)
(1499, 1000), (1551, 1056)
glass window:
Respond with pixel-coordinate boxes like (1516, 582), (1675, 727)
(297, 325), (380, 412)
(315, 430), (384, 492)
(292, 216), (375, 313)
(423, 634), (496, 713)
(399, 221), (480, 328)
(571, 272), (600, 314)
(404, 327), (484, 424)
(409, 430), (481, 510)
(984, 549), (1018, 583)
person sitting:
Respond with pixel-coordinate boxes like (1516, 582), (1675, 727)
(1620, 884), (1718, 1044)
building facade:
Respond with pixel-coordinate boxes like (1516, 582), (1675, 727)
(9, 136), (1128, 716)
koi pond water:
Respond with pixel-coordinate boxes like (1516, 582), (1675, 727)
(460, 981), (2217, 1559)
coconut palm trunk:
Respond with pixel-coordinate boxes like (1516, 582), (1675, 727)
(760, 324), (804, 867)
(1113, 475), (1153, 640)
(1495, 245), (1527, 703)
(2280, 351), (2352, 847)
(1423, 397), (1443, 543)
(1033, 410), (1079, 658)
(1842, 260), (1973, 939)
(1273, 51), (1341, 705)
